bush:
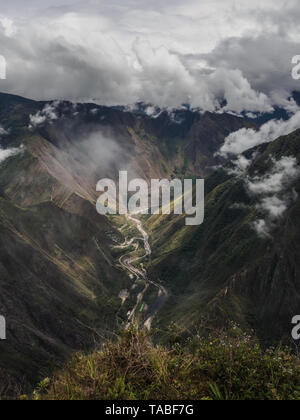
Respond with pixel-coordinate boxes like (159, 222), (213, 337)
(35, 326), (300, 400)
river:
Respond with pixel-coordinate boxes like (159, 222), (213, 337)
(116, 213), (167, 329)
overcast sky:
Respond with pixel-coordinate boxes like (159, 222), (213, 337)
(0, 0), (299, 112)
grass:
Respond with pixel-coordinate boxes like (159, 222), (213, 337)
(32, 325), (300, 400)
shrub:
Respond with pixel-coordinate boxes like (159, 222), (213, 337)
(35, 326), (300, 400)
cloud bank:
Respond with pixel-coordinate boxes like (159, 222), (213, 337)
(219, 111), (300, 157)
(0, 1), (299, 114)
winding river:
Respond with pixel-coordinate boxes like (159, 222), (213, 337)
(116, 213), (167, 329)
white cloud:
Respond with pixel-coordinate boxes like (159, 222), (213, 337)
(245, 156), (300, 237)
(206, 68), (273, 114)
(0, 1), (299, 111)
(0, 15), (16, 37)
(227, 154), (253, 176)
(219, 111), (300, 157)
(0, 145), (24, 164)
(201, 33), (300, 108)
(29, 103), (58, 129)
(247, 156), (300, 197)
(260, 196), (288, 219)
(253, 219), (271, 239)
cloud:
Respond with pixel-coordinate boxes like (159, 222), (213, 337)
(219, 111), (300, 157)
(76, 130), (123, 172)
(0, 145), (24, 164)
(29, 102), (58, 129)
(0, 1), (299, 112)
(226, 154), (253, 176)
(253, 219), (271, 239)
(247, 156), (300, 196)
(0, 125), (8, 137)
(245, 156), (300, 237)
(0, 122), (24, 164)
(201, 33), (300, 108)
(259, 196), (288, 219)
(0, 15), (16, 37)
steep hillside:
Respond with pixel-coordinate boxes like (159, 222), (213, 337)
(147, 130), (300, 346)
(0, 198), (130, 390)
(0, 142), (133, 394)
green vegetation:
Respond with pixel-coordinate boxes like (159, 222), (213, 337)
(34, 326), (300, 400)
(145, 130), (300, 347)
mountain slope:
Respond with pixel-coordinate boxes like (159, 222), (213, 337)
(147, 130), (300, 345)
(0, 156), (132, 393)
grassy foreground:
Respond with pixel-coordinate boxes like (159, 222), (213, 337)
(33, 326), (300, 401)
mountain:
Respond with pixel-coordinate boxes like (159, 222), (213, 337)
(146, 129), (300, 346)
(0, 92), (254, 393)
(0, 92), (299, 394)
